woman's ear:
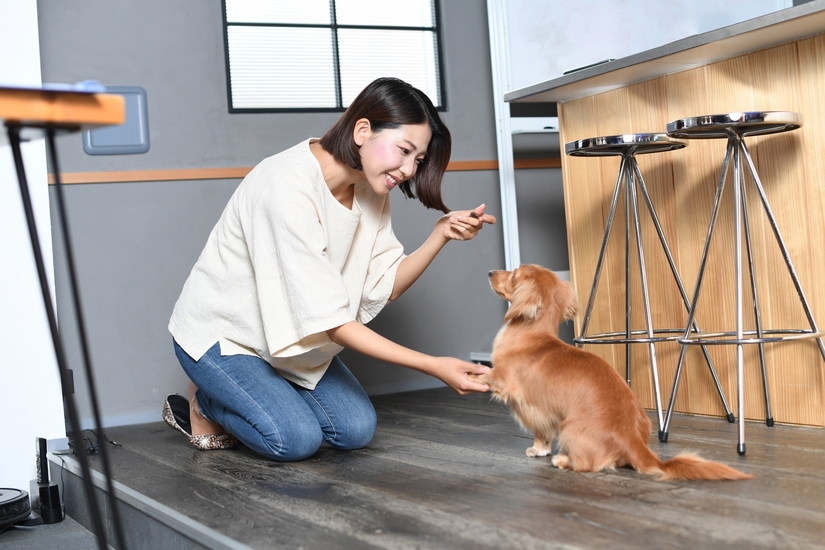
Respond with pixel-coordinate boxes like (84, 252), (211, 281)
(353, 118), (372, 147)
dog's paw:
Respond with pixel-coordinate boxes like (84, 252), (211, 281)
(551, 454), (570, 469)
(526, 446), (551, 458)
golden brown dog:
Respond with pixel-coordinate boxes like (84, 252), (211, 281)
(474, 264), (753, 481)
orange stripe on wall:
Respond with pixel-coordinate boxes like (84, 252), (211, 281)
(47, 158), (561, 184)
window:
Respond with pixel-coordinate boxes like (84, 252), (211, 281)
(222, 0), (445, 112)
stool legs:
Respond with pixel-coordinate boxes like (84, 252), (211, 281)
(741, 138), (825, 362)
(575, 154), (732, 435)
(628, 157), (665, 431)
(663, 141), (734, 441)
(577, 155), (666, 427)
(741, 180), (773, 427)
(577, 157), (625, 354)
(733, 138), (747, 455)
(664, 133), (825, 455)
(632, 161), (734, 438)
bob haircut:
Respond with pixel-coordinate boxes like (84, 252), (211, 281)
(319, 77), (452, 213)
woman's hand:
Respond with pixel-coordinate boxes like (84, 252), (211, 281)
(437, 203), (497, 242)
(432, 357), (491, 395)
(390, 204), (497, 300)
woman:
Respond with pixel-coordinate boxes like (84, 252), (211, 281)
(163, 77), (495, 461)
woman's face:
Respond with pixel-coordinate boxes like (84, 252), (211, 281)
(354, 120), (432, 196)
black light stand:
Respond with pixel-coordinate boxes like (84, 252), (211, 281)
(6, 123), (127, 550)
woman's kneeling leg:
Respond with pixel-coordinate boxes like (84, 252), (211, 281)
(295, 356), (377, 451)
(174, 341), (323, 461)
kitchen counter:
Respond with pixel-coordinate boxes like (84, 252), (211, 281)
(503, 0), (825, 427)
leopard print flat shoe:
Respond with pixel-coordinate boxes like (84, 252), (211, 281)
(162, 394), (237, 450)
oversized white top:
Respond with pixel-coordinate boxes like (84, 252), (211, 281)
(169, 139), (406, 389)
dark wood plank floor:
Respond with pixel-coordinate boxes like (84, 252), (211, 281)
(83, 388), (825, 549)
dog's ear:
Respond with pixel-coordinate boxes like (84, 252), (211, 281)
(558, 280), (579, 321)
(504, 275), (543, 322)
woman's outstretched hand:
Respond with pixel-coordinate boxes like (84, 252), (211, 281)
(438, 203), (497, 242)
(327, 322), (490, 395)
(433, 357), (491, 395)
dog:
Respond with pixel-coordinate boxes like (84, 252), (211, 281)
(473, 264), (753, 481)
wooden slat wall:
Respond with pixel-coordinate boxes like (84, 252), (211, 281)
(558, 34), (825, 426)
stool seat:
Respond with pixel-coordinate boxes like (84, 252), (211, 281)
(667, 111), (802, 139)
(566, 133), (685, 157)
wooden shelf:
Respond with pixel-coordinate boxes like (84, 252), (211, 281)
(0, 86), (124, 140)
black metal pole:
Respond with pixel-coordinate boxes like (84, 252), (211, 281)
(47, 129), (128, 550)
(7, 124), (109, 550)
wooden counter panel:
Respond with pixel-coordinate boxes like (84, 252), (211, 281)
(0, 87), (124, 128)
(559, 33), (825, 426)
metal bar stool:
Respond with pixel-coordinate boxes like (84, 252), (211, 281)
(663, 111), (825, 455)
(565, 134), (734, 438)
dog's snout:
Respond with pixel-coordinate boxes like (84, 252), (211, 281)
(488, 270), (494, 278)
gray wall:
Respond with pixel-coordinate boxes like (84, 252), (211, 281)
(506, 0), (791, 90)
(37, 0), (533, 426)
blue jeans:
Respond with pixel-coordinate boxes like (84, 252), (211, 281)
(173, 340), (376, 461)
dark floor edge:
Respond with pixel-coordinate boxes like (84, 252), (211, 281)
(50, 452), (252, 550)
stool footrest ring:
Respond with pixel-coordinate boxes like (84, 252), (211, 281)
(575, 327), (698, 346)
(679, 329), (825, 346)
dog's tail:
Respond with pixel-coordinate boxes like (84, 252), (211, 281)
(629, 441), (754, 481)
(655, 452), (754, 481)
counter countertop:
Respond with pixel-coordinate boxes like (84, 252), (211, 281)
(505, 0), (825, 104)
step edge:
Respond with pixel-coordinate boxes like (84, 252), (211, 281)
(50, 452), (253, 550)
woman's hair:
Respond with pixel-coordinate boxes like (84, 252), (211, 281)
(319, 77), (451, 212)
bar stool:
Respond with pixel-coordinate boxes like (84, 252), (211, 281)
(662, 111), (825, 455)
(565, 134), (734, 438)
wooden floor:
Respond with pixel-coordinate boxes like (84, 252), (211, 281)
(81, 388), (824, 549)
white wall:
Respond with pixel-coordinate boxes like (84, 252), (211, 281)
(507, 0), (792, 90)
(0, 0), (66, 493)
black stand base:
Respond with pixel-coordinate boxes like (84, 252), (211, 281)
(726, 413), (736, 423)
(658, 430), (668, 442)
(16, 513), (44, 527)
(737, 443), (747, 456)
(766, 417), (775, 427)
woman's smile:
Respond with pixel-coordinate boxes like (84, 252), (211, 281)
(385, 172), (402, 190)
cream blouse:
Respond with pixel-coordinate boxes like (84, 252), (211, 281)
(169, 139), (406, 389)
